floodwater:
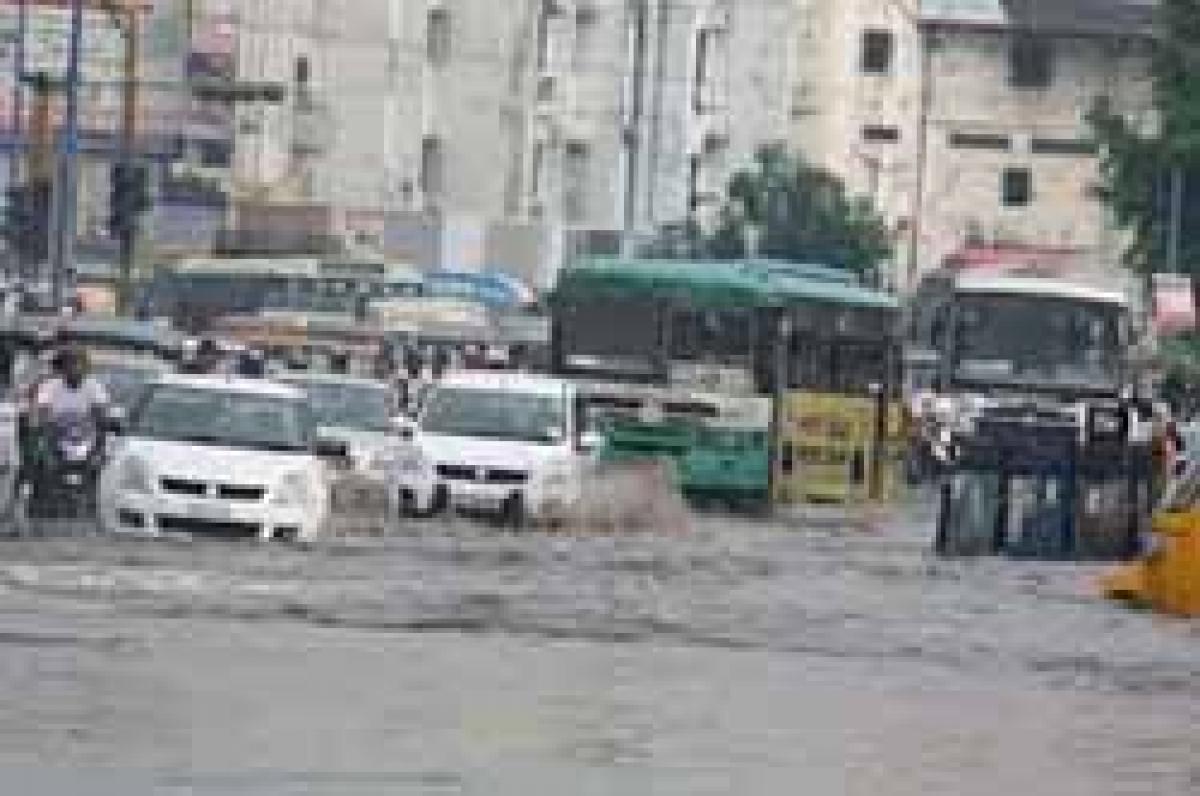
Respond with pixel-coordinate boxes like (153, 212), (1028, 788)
(0, 505), (1196, 795)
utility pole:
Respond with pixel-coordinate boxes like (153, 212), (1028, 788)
(112, 0), (140, 315)
(1167, 165), (1183, 275)
(8, 0), (26, 189)
(51, 0), (86, 310)
(621, 0), (648, 257)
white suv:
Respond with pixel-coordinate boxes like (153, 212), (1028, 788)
(393, 372), (594, 524)
(100, 375), (335, 541)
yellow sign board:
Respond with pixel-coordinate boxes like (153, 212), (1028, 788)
(775, 391), (906, 505)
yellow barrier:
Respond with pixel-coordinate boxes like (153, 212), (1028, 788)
(1102, 511), (1200, 617)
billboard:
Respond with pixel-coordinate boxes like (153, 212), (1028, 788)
(1153, 273), (1196, 336)
(0, 2), (126, 82)
(0, 0), (187, 137)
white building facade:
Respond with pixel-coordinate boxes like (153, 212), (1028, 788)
(228, 0), (794, 280)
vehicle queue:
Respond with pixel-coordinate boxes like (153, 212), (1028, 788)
(2, 257), (1196, 618)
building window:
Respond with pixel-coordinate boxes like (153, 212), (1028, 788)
(1010, 35), (1053, 88)
(420, 136), (444, 199)
(294, 55), (310, 86)
(427, 7), (451, 66)
(530, 140), (545, 199)
(693, 28), (714, 112)
(573, 5), (597, 71)
(949, 132), (1012, 151)
(536, 0), (563, 72)
(563, 140), (589, 224)
(861, 30), (894, 75)
(688, 154), (702, 211)
(1001, 167), (1032, 207)
(1031, 138), (1098, 156)
(862, 125), (900, 143)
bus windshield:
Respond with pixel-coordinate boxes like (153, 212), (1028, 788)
(954, 293), (1125, 389)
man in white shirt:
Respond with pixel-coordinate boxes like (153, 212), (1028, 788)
(34, 346), (110, 450)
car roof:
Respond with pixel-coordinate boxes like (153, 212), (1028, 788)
(435, 370), (573, 397)
(91, 349), (173, 368)
(276, 372), (389, 390)
(152, 373), (307, 400)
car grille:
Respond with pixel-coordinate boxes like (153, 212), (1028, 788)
(160, 478), (266, 502)
(161, 477), (206, 496)
(157, 516), (261, 539)
(436, 464), (477, 481)
(436, 464), (529, 484)
(486, 469), (528, 485)
(217, 485), (267, 501)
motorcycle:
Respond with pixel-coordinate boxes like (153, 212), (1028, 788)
(24, 418), (105, 530)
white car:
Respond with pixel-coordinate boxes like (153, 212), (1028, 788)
(394, 372), (596, 524)
(100, 375), (337, 542)
(278, 372), (406, 476)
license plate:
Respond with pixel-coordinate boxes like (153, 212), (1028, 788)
(188, 501), (235, 522)
(64, 473), (83, 486)
(454, 492), (502, 512)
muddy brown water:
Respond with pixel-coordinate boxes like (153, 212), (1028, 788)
(0, 503), (1195, 794)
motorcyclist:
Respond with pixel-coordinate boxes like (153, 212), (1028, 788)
(34, 346), (110, 448)
(28, 346), (111, 514)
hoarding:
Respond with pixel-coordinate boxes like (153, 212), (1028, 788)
(1153, 273), (1196, 336)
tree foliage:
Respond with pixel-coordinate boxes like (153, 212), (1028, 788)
(1091, 0), (1200, 279)
(647, 145), (892, 281)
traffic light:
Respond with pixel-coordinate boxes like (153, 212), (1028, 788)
(4, 181), (52, 265)
(109, 161), (151, 240)
(109, 162), (150, 238)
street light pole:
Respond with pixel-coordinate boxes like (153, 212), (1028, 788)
(52, 0), (86, 310)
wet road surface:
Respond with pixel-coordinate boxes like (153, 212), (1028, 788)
(0, 504), (1196, 794)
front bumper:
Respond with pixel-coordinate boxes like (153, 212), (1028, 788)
(103, 491), (322, 541)
(397, 474), (572, 521)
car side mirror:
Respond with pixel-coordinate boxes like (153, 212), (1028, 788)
(578, 431), (604, 454)
(390, 416), (416, 440)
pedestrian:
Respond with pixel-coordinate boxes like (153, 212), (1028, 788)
(431, 346), (450, 380)
(404, 344), (422, 382)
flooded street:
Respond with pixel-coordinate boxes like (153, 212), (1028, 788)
(0, 504), (1196, 795)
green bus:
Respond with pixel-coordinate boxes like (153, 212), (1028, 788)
(551, 258), (901, 510)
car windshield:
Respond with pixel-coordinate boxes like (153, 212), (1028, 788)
(298, 381), (393, 433)
(131, 385), (311, 452)
(421, 386), (566, 444)
(95, 364), (162, 410)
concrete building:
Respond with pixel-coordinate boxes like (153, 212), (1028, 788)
(786, 0), (1156, 290)
(911, 0), (1156, 286)
(224, 0), (788, 286)
(232, 0), (427, 212)
(786, 0), (923, 286)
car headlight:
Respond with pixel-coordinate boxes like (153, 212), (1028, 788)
(537, 462), (574, 490)
(273, 471), (311, 507)
(117, 456), (153, 494)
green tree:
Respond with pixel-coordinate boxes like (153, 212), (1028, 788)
(648, 145), (893, 281)
(1091, 0), (1200, 288)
